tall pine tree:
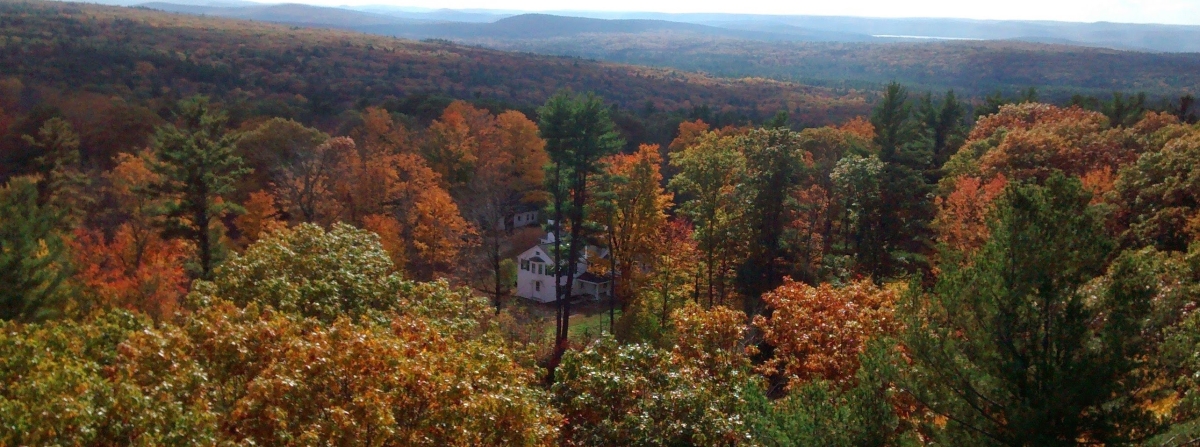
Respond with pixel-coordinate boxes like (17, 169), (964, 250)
(539, 92), (623, 374)
(901, 175), (1161, 445)
(870, 83), (935, 279)
(22, 117), (91, 227)
(737, 127), (808, 315)
(148, 96), (249, 279)
(0, 176), (71, 322)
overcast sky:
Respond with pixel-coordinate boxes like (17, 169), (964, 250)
(309, 0), (1200, 25)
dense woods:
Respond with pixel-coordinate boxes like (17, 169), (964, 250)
(3, 1), (1200, 445)
(0, 0), (868, 152)
(475, 33), (1200, 101)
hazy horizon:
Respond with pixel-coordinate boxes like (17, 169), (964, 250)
(252, 0), (1200, 26)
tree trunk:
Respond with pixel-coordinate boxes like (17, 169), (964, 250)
(491, 230), (503, 314)
(196, 206), (211, 280)
(608, 227), (617, 334)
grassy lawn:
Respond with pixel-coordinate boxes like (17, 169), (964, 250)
(535, 306), (620, 341)
(564, 311), (618, 340)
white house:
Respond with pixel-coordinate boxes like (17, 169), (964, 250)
(499, 207), (540, 231)
(515, 232), (611, 303)
(508, 209), (540, 230)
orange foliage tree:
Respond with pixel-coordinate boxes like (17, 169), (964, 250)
(667, 119), (710, 154)
(461, 108), (548, 310)
(361, 214), (407, 271)
(233, 190), (284, 248)
(592, 144), (673, 315)
(332, 109), (475, 279)
(754, 279), (900, 390)
(648, 219), (700, 319)
(945, 103), (1144, 185)
(70, 152), (189, 320)
(496, 110), (551, 204)
(424, 101), (492, 195)
(935, 103), (1166, 253)
(839, 116), (876, 141)
(932, 175), (1008, 256)
(669, 303), (752, 378)
(70, 226), (189, 320)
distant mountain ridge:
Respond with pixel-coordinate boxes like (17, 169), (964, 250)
(6, 0), (870, 128)
(547, 11), (1200, 53)
(132, 4), (879, 42)
(116, 1), (1200, 98)
(355, 13), (877, 42)
(138, 2), (418, 27)
(130, 2), (1200, 53)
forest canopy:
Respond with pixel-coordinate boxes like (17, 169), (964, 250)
(2, 1), (1200, 445)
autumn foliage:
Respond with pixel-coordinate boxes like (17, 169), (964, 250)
(4, 2), (1200, 442)
(3, 226), (560, 446)
(70, 226), (190, 320)
(755, 279), (900, 388)
(933, 174), (1008, 256)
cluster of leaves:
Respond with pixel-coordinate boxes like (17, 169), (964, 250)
(1, 224), (559, 446)
(553, 304), (761, 446)
(755, 279), (900, 389)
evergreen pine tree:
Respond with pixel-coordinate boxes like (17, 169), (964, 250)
(0, 176), (72, 322)
(148, 96), (250, 279)
(870, 83), (934, 279)
(539, 92), (623, 374)
(22, 117), (92, 227)
(901, 175), (1162, 445)
(736, 127), (807, 314)
(916, 90), (967, 171)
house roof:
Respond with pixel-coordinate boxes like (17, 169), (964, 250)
(528, 256), (547, 263)
(576, 271), (609, 284)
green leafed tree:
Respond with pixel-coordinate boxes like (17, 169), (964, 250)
(0, 176), (72, 322)
(736, 127), (809, 315)
(669, 131), (747, 307)
(235, 117), (328, 204)
(754, 340), (916, 447)
(148, 96), (250, 279)
(22, 117), (92, 227)
(190, 223), (402, 323)
(539, 91), (624, 359)
(1112, 127), (1200, 252)
(901, 174), (1163, 446)
(554, 305), (760, 446)
(871, 83), (935, 279)
(830, 153), (886, 281)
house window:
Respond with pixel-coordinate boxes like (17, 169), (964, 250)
(521, 260), (529, 271)
(535, 281), (541, 292)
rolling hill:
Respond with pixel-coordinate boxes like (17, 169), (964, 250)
(137, 2), (421, 27)
(354, 13), (875, 42)
(459, 31), (1200, 99)
(130, 2), (1200, 53)
(125, 2), (1200, 100)
(0, 0), (869, 128)
(581, 12), (1200, 53)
